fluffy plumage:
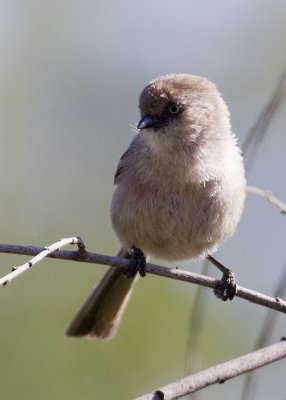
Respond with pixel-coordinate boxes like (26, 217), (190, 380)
(66, 74), (246, 339)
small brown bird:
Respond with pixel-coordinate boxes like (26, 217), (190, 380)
(65, 74), (246, 339)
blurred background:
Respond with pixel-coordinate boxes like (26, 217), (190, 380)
(0, 1), (286, 399)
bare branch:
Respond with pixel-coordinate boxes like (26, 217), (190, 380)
(0, 243), (285, 314)
(241, 265), (286, 400)
(185, 259), (209, 377)
(243, 68), (286, 177)
(134, 338), (286, 400)
(0, 237), (85, 286)
(246, 185), (286, 214)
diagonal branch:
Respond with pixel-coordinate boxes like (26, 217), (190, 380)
(241, 264), (286, 400)
(242, 68), (286, 177)
(0, 242), (285, 314)
(184, 259), (209, 378)
(134, 338), (286, 400)
(246, 185), (286, 214)
(0, 237), (86, 286)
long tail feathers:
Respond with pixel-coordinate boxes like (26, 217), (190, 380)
(65, 248), (138, 339)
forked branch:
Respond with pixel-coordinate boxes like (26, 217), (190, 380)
(0, 240), (285, 314)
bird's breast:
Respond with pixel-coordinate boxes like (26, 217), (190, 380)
(110, 177), (234, 261)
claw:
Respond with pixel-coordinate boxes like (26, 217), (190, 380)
(124, 247), (146, 278)
(214, 269), (237, 301)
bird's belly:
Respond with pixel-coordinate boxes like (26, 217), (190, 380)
(110, 183), (232, 261)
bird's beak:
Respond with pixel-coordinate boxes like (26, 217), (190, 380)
(137, 114), (165, 130)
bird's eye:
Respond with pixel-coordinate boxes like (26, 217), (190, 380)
(169, 104), (181, 114)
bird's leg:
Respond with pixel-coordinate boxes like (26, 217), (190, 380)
(207, 255), (237, 301)
(124, 246), (146, 278)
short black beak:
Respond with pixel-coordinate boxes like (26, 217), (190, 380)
(137, 114), (165, 130)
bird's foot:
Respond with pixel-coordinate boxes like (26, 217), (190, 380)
(124, 246), (146, 278)
(207, 255), (237, 301)
(214, 269), (237, 301)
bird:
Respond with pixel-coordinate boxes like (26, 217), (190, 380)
(65, 73), (246, 339)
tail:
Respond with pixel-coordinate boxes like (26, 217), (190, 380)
(65, 248), (138, 339)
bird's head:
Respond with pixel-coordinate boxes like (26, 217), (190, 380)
(137, 74), (230, 151)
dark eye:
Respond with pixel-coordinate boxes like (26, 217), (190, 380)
(169, 104), (181, 114)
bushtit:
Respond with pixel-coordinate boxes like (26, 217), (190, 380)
(65, 74), (246, 339)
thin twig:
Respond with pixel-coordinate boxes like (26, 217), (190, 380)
(239, 69), (286, 400)
(0, 243), (285, 314)
(182, 70), (286, 399)
(246, 185), (286, 214)
(134, 338), (286, 400)
(185, 259), (209, 377)
(241, 265), (286, 400)
(0, 238), (86, 286)
(242, 68), (286, 177)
